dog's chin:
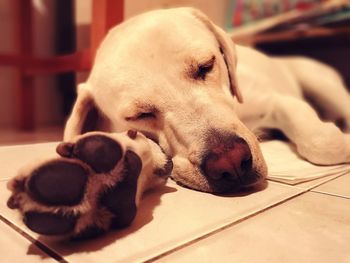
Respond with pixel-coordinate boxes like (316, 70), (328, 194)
(205, 171), (267, 194)
(171, 169), (267, 194)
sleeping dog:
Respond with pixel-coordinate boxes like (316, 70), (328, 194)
(7, 8), (350, 239)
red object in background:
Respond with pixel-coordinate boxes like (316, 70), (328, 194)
(0, 0), (124, 130)
(296, 1), (317, 11)
(232, 0), (243, 26)
(230, 0), (321, 27)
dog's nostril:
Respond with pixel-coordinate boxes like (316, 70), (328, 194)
(201, 136), (255, 184)
(241, 156), (252, 172)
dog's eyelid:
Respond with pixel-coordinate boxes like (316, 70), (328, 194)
(193, 55), (215, 81)
(125, 107), (159, 121)
(198, 55), (216, 68)
(125, 112), (156, 121)
(137, 112), (157, 119)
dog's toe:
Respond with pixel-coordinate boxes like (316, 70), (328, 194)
(7, 195), (20, 209)
(7, 132), (154, 239)
(100, 150), (142, 228)
(73, 135), (123, 173)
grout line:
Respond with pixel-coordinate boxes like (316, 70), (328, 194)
(146, 174), (350, 262)
(267, 172), (347, 191)
(305, 172), (349, 191)
(0, 214), (69, 263)
(311, 190), (350, 200)
(144, 189), (308, 262)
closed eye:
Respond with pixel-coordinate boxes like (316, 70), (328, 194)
(136, 112), (156, 120)
(125, 111), (157, 121)
(193, 56), (215, 80)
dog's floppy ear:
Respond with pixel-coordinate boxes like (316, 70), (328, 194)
(64, 83), (106, 140)
(190, 8), (243, 103)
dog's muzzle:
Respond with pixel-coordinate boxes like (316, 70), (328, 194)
(200, 135), (261, 192)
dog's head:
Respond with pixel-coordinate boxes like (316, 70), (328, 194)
(64, 8), (267, 193)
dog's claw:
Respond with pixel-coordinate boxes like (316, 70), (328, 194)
(7, 195), (20, 209)
(56, 142), (75, 158)
(127, 129), (138, 139)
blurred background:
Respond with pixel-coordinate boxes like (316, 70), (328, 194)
(0, 0), (349, 145)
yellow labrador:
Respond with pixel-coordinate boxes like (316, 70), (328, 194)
(7, 8), (350, 239)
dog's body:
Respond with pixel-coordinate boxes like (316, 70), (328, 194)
(7, 8), (350, 238)
(65, 8), (350, 192)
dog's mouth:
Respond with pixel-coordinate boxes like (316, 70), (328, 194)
(171, 168), (265, 194)
(169, 156), (266, 194)
(203, 169), (266, 193)
(140, 131), (160, 144)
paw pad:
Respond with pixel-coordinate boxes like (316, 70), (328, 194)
(24, 211), (77, 235)
(27, 160), (89, 206)
(100, 150), (142, 228)
(73, 135), (123, 173)
(7, 133), (169, 239)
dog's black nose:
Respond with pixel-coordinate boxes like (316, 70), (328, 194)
(201, 136), (258, 186)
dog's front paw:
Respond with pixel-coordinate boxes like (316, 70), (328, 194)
(7, 132), (172, 239)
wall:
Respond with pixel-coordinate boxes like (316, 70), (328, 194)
(75, 0), (230, 83)
(0, 0), (63, 128)
(0, 0), (16, 127)
(75, 0), (230, 81)
(124, 0), (230, 27)
(76, 0), (230, 36)
(32, 0), (63, 126)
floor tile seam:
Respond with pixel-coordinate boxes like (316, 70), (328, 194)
(310, 190), (350, 200)
(144, 189), (308, 262)
(269, 172), (347, 192)
(0, 214), (68, 263)
(0, 179), (9, 182)
(305, 172), (349, 191)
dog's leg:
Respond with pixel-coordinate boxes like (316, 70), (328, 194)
(281, 57), (350, 132)
(265, 95), (350, 165)
(7, 131), (172, 239)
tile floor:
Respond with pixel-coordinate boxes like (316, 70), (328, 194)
(0, 135), (349, 262)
